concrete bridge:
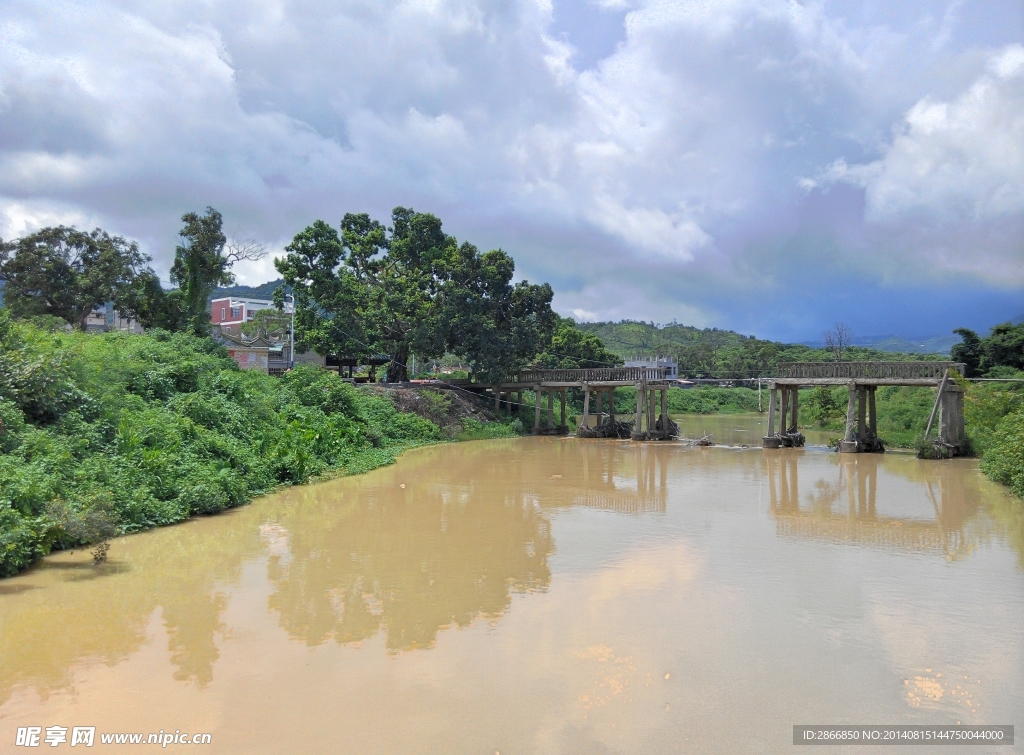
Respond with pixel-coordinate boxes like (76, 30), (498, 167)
(764, 361), (966, 453)
(484, 367), (675, 440)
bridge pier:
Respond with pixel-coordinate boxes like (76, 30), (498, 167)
(839, 383), (883, 453)
(631, 384), (672, 440)
(763, 385), (804, 448)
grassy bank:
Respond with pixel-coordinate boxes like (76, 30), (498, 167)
(0, 312), (513, 578)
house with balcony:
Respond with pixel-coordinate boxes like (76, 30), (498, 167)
(210, 296), (292, 328)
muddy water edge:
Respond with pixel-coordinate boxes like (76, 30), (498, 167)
(1, 417), (1023, 754)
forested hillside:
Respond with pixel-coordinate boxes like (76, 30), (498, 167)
(576, 320), (948, 377)
(209, 278), (288, 302)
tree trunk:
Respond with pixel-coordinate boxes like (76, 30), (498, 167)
(386, 345), (409, 383)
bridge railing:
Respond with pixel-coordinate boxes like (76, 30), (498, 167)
(502, 367), (670, 384)
(775, 361), (964, 380)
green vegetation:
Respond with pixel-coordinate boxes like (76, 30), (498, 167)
(577, 320), (950, 377)
(0, 226), (152, 330)
(0, 311), (449, 577)
(965, 378), (1024, 498)
(952, 322), (1024, 376)
(275, 208), (555, 383)
(534, 316), (622, 369)
(798, 385), (937, 447)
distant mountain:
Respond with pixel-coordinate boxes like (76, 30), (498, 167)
(209, 279), (288, 304)
(801, 334), (959, 355)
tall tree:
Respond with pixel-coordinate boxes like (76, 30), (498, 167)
(980, 322), (1024, 372)
(951, 328), (982, 377)
(0, 227), (152, 330)
(534, 316), (620, 370)
(167, 208), (266, 335)
(276, 208), (556, 382)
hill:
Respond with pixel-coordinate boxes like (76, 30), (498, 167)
(799, 334), (960, 354)
(575, 320), (949, 377)
(209, 278), (288, 303)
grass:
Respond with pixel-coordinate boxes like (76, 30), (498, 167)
(0, 311), (452, 578)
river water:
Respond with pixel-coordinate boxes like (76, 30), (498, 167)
(1, 415), (1022, 753)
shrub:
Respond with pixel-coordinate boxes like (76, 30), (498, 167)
(0, 316), (446, 577)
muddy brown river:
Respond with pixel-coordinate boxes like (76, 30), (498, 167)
(1, 415), (1022, 753)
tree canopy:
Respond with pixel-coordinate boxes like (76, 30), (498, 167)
(275, 207), (556, 382)
(952, 323), (1024, 377)
(0, 226), (152, 330)
(534, 316), (622, 369)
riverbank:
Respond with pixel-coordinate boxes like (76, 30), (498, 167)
(0, 314), (516, 578)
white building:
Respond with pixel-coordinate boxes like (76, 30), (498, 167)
(624, 355), (679, 379)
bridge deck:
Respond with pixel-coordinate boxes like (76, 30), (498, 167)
(772, 361), (964, 386)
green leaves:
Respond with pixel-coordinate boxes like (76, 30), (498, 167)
(534, 316), (621, 370)
(0, 321), (447, 577)
(169, 207), (230, 336)
(0, 226), (152, 330)
(276, 208), (556, 383)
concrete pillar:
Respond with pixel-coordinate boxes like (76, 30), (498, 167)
(661, 388), (668, 436)
(582, 386), (590, 429)
(494, 386), (501, 412)
(767, 387), (777, 436)
(857, 387), (867, 443)
(938, 386), (965, 446)
(595, 390), (603, 425)
(868, 387), (877, 437)
(780, 388), (790, 435)
(647, 388), (655, 438)
(634, 382), (644, 433)
(547, 389), (554, 429)
(609, 389), (616, 423)
(533, 386), (541, 433)
(560, 388), (566, 428)
(839, 382), (858, 453)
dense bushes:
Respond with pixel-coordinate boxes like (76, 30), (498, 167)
(966, 380), (1024, 498)
(0, 311), (443, 577)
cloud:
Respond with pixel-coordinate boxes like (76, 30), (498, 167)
(1, 0), (1023, 337)
(831, 44), (1024, 223)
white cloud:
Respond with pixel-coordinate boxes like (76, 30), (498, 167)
(1, 0), (1023, 334)
(831, 44), (1024, 223)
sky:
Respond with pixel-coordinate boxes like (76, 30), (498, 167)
(1, 0), (1022, 341)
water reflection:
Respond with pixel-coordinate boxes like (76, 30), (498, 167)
(765, 452), (993, 560)
(1, 434), (1021, 745)
(263, 469), (553, 651)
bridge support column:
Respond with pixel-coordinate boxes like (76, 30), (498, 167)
(789, 388), (798, 433)
(868, 387), (877, 438)
(609, 389), (616, 424)
(857, 387), (867, 445)
(595, 390), (603, 426)
(660, 387), (668, 438)
(633, 382), (646, 440)
(780, 388), (790, 438)
(547, 389), (554, 430)
(763, 386), (781, 447)
(939, 384), (965, 448)
(839, 382), (858, 453)
(560, 388), (566, 430)
(494, 386), (501, 412)
(581, 385), (590, 429)
(533, 385), (541, 434)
